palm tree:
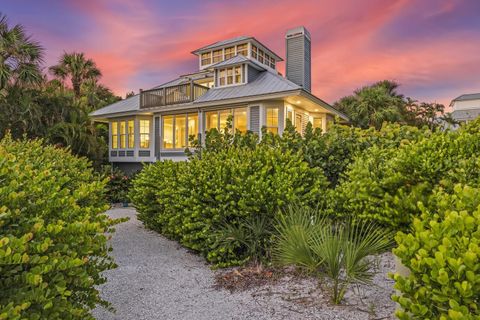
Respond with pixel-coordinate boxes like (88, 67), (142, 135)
(49, 52), (102, 98)
(0, 14), (44, 91)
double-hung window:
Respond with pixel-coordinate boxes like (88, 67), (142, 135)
(140, 119), (150, 148)
(266, 107), (279, 134)
(127, 120), (134, 148)
(201, 52), (212, 66)
(217, 66), (243, 87)
(213, 49), (223, 63)
(251, 45), (258, 59)
(111, 122), (118, 149)
(206, 108), (247, 133)
(270, 57), (276, 69)
(258, 49), (264, 64)
(119, 121), (126, 149)
(236, 44), (247, 56)
(224, 46), (235, 59)
(162, 114), (198, 149)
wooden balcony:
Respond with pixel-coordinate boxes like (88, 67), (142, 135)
(140, 81), (209, 109)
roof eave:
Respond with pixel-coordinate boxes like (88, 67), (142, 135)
(299, 90), (350, 121)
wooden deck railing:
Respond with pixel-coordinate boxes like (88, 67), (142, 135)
(140, 81), (209, 108)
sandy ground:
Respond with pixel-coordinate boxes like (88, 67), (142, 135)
(93, 207), (397, 320)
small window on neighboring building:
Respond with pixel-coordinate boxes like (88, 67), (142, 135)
(258, 49), (264, 64)
(213, 49), (223, 63)
(201, 52), (212, 66)
(225, 46), (235, 59)
(266, 107), (278, 134)
(119, 121), (126, 149)
(139, 119), (150, 148)
(111, 122), (118, 149)
(251, 45), (258, 59)
(236, 43), (247, 56)
(128, 120), (134, 148)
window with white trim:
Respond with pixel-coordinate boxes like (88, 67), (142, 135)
(266, 107), (279, 134)
(162, 114), (198, 149)
(224, 46), (235, 59)
(201, 52), (212, 66)
(236, 44), (247, 56)
(217, 66), (243, 87)
(139, 119), (150, 149)
(206, 108), (247, 133)
(213, 49), (222, 63)
(111, 122), (118, 149)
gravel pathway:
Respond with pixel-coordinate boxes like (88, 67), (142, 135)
(94, 207), (397, 320)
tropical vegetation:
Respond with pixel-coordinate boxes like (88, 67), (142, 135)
(0, 136), (120, 319)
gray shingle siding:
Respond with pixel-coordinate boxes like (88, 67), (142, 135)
(286, 28), (311, 92)
(249, 106), (260, 134)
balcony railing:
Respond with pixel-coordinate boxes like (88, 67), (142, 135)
(140, 81), (209, 109)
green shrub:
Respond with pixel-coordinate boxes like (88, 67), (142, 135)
(274, 206), (393, 304)
(334, 120), (480, 230)
(131, 145), (328, 266)
(392, 185), (480, 319)
(0, 136), (117, 320)
(102, 166), (132, 203)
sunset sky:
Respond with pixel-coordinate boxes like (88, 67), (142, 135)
(3, 0), (480, 107)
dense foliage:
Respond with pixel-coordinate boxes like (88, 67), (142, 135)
(103, 166), (132, 203)
(131, 142), (328, 266)
(0, 14), (120, 168)
(333, 120), (480, 230)
(334, 80), (456, 129)
(392, 185), (480, 319)
(0, 136), (118, 319)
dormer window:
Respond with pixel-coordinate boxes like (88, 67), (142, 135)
(213, 49), (222, 63)
(258, 49), (264, 64)
(217, 65), (243, 87)
(201, 52), (212, 66)
(236, 44), (248, 56)
(225, 47), (235, 59)
(270, 57), (276, 69)
(252, 45), (258, 59)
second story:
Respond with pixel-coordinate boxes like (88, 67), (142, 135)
(450, 93), (480, 124)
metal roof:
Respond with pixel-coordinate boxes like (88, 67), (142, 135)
(210, 55), (265, 70)
(90, 94), (140, 117)
(192, 36), (252, 53)
(451, 108), (480, 121)
(191, 36), (283, 61)
(151, 77), (188, 89)
(195, 71), (300, 103)
(452, 93), (480, 102)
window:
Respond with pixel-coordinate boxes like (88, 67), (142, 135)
(234, 108), (247, 133)
(219, 69), (226, 86)
(174, 115), (187, 149)
(258, 49), (264, 64)
(206, 108), (247, 133)
(265, 53), (270, 66)
(119, 121), (126, 149)
(236, 44), (247, 56)
(163, 114), (198, 149)
(206, 111), (218, 131)
(313, 118), (323, 130)
(213, 49), (223, 63)
(188, 114), (198, 146)
(111, 122), (118, 149)
(295, 113), (303, 134)
(270, 57), (276, 69)
(226, 68), (233, 85)
(128, 120), (134, 148)
(251, 45), (258, 59)
(224, 46), (235, 59)
(234, 66), (242, 83)
(201, 52), (212, 66)
(140, 119), (150, 148)
(162, 116), (173, 149)
(217, 66), (243, 87)
(266, 107), (278, 134)
(286, 109), (294, 126)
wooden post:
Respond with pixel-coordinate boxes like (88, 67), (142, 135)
(190, 79), (194, 101)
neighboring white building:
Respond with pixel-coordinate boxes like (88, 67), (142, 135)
(450, 93), (480, 124)
(90, 27), (348, 173)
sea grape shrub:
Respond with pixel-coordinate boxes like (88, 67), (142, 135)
(393, 185), (480, 319)
(333, 119), (480, 230)
(131, 145), (328, 266)
(0, 136), (117, 320)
